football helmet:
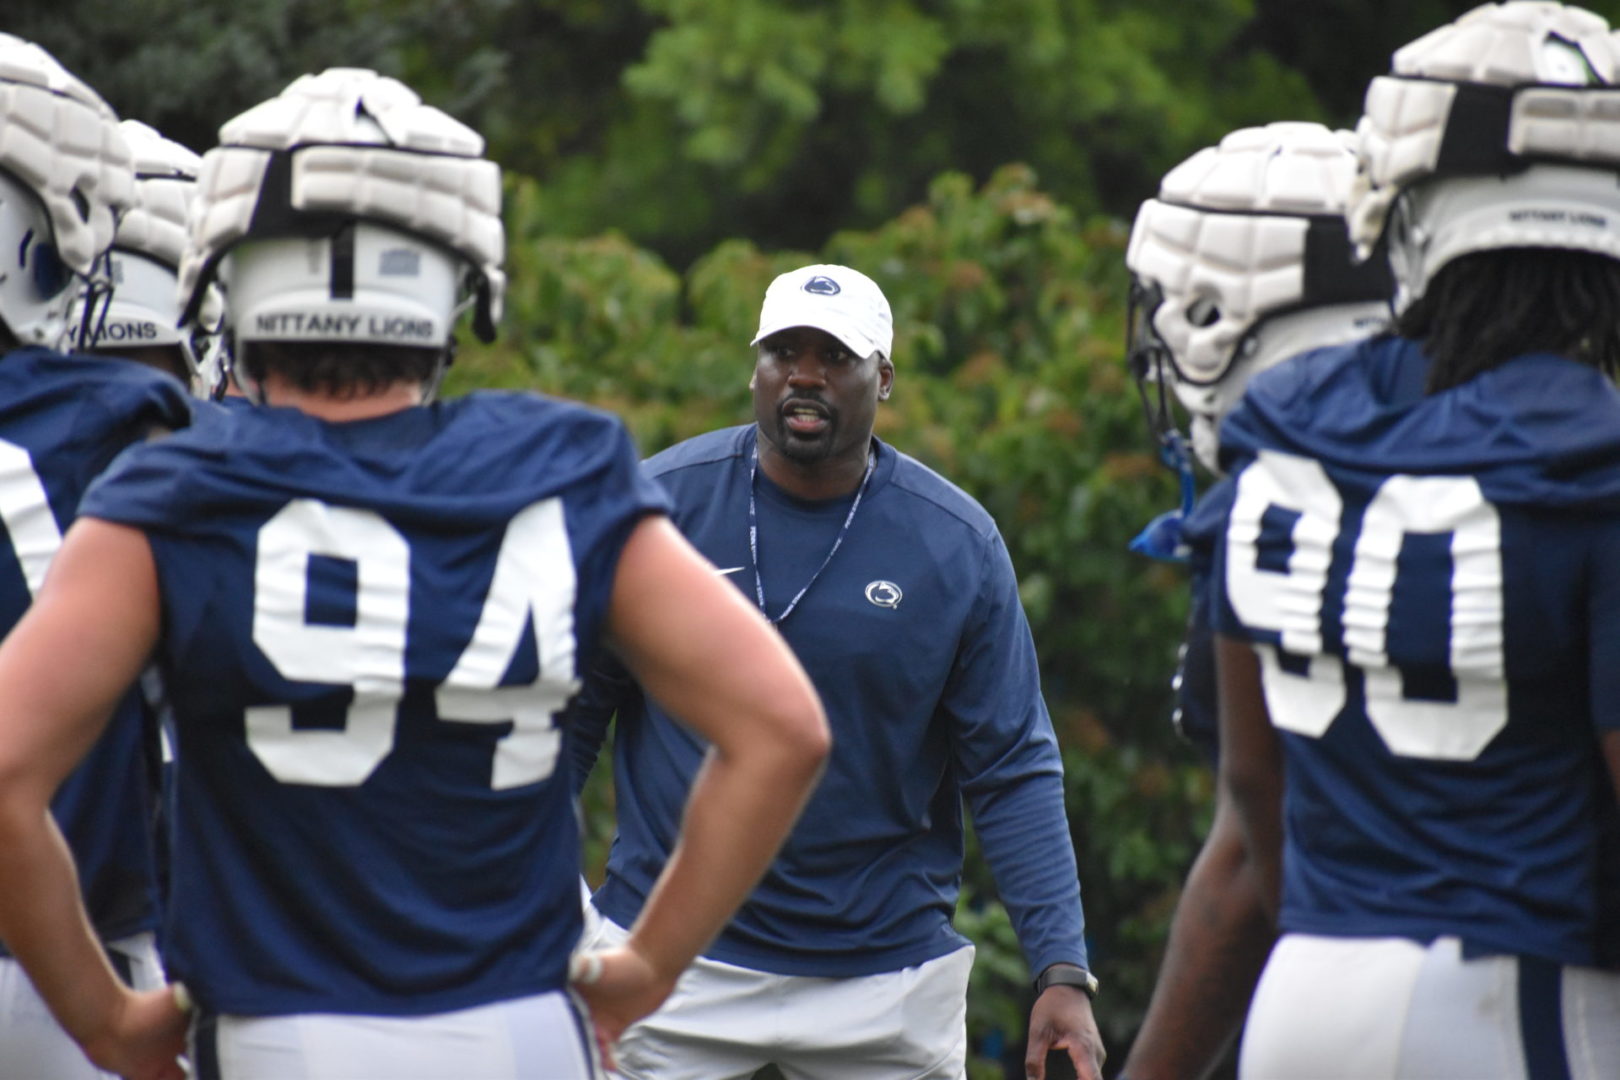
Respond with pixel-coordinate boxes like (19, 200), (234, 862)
(1349, 1), (1620, 309)
(0, 35), (134, 347)
(178, 68), (504, 363)
(71, 121), (224, 381)
(1126, 121), (1391, 476)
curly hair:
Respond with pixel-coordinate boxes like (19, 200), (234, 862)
(1397, 249), (1620, 394)
(238, 339), (445, 400)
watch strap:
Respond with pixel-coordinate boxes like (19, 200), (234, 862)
(1034, 963), (1099, 1000)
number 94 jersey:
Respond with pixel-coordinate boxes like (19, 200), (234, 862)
(1212, 336), (1620, 969)
(81, 392), (670, 1017)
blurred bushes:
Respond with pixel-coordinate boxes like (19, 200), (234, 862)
(449, 164), (1213, 1073)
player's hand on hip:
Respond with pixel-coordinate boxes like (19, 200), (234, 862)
(79, 985), (189, 1080)
(570, 946), (679, 1056)
(1025, 984), (1106, 1080)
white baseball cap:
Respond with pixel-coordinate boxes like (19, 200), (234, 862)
(751, 263), (893, 360)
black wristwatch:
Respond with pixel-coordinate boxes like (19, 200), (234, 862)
(1034, 963), (1099, 1000)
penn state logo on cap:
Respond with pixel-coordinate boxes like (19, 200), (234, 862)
(752, 263), (894, 361)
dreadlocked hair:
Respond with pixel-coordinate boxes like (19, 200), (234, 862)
(239, 340), (444, 400)
(1398, 248), (1620, 394)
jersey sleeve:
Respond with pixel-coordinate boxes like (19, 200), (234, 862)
(67, 366), (193, 484)
(79, 437), (200, 531)
(948, 529), (1089, 974)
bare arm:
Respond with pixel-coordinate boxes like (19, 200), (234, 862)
(1122, 635), (1282, 1080)
(572, 515), (829, 1039)
(1118, 786), (1274, 1080)
(0, 519), (186, 1079)
(1215, 636), (1285, 918)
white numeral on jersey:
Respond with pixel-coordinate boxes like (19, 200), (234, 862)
(1228, 454), (1508, 761)
(249, 500), (408, 786)
(247, 497), (579, 788)
(1227, 450), (1345, 737)
(0, 438), (63, 597)
(1349, 475), (1506, 759)
(436, 499), (578, 790)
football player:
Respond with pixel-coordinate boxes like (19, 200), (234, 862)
(1119, 120), (1393, 1080)
(0, 68), (828, 1080)
(1206, 3), (1620, 1076)
(1124, 119), (1392, 761)
(0, 35), (191, 1080)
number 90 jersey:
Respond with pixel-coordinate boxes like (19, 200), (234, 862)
(82, 392), (670, 1017)
(1213, 336), (1620, 969)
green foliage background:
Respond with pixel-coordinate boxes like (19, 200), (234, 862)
(11, 0), (1596, 1074)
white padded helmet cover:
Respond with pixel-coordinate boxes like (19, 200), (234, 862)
(0, 36), (132, 276)
(116, 119), (200, 269)
(0, 34), (132, 346)
(1126, 122), (1368, 387)
(179, 68), (504, 343)
(1350, 2), (1620, 268)
(0, 34), (133, 279)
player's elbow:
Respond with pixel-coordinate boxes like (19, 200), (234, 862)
(771, 689), (833, 780)
(1221, 755), (1277, 833)
(739, 681), (831, 792)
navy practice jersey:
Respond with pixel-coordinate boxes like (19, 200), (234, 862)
(0, 348), (189, 957)
(81, 392), (669, 1016)
(569, 425), (1088, 978)
(1212, 335), (1620, 967)
(1172, 479), (1236, 766)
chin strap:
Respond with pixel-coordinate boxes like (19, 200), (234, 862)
(421, 337), (456, 404)
(67, 251), (117, 353)
(1129, 429), (1198, 563)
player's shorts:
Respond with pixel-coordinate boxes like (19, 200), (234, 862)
(190, 988), (599, 1079)
(581, 912), (971, 1080)
(0, 931), (163, 1079)
(1240, 932), (1620, 1079)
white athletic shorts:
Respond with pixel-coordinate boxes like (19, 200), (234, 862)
(581, 911), (972, 1080)
(1240, 932), (1620, 1080)
(191, 989), (600, 1080)
(0, 931), (163, 1079)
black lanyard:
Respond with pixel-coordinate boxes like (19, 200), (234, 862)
(747, 444), (875, 626)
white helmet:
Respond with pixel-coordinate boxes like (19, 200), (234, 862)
(178, 67), (504, 354)
(1349, 2), (1620, 309)
(0, 35), (134, 347)
(71, 121), (214, 366)
(1126, 121), (1392, 472)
